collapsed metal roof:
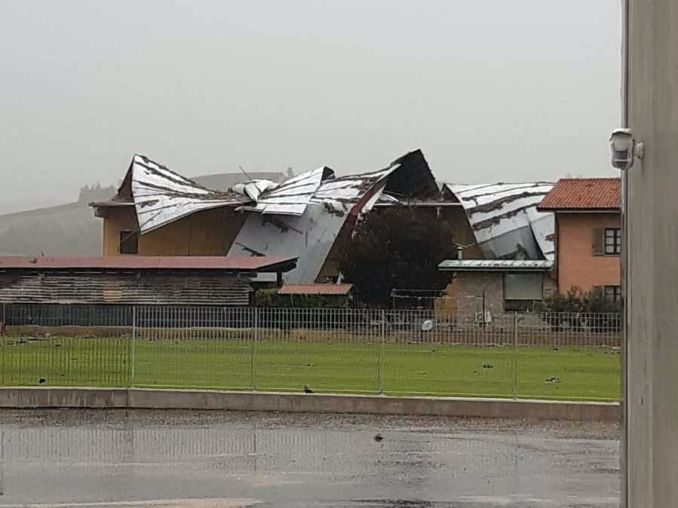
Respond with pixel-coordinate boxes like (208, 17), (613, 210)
(128, 154), (248, 234)
(444, 183), (555, 261)
(99, 149), (442, 283)
(228, 149), (438, 282)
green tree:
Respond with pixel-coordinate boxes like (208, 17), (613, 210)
(339, 207), (455, 306)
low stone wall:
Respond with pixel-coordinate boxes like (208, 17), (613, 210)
(0, 387), (620, 422)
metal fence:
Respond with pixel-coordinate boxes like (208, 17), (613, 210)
(0, 304), (622, 401)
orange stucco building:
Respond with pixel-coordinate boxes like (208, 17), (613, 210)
(538, 178), (621, 299)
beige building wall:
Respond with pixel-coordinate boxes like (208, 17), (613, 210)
(101, 207), (245, 256)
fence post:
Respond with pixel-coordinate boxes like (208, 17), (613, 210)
(378, 309), (385, 395)
(512, 312), (518, 400)
(130, 306), (137, 388)
(0, 429), (4, 496)
(0, 303), (5, 387)
(250, 307), (258, 391)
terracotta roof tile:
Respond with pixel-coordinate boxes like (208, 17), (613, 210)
(278, 283), (353, 296)
(0, 256), (297, 273)
(537, 178), (620, 210)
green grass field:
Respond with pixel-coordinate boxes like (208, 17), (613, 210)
(0, 337), (621, 401)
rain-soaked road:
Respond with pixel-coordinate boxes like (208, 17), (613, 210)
(0, 410), (619, 507)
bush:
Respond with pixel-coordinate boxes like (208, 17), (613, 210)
(254, 288), (349, 308)
(541, 287), (621, 332)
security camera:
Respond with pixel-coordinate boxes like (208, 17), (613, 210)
(610, 128), (634, 170)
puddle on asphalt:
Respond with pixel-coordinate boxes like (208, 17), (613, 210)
(0, 410), (620, 507)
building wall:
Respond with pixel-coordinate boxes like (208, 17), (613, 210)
(446, 272), (556, 317)
(446, 272), (504, 317)
(555, 213), (621, 293)
(626, 0), (678, 505)
(101, 207), (245, 256)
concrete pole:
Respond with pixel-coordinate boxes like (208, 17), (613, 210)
(625, 0), (678, 505)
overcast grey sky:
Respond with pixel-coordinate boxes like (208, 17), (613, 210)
(0, 0), (621, 213)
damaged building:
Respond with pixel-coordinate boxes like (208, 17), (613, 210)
(92, 150), (465, 283)
(91, 150), (556, 300)
(438, 183), (557, 316)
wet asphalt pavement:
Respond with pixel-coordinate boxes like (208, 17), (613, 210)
(0, 410), (619, 507)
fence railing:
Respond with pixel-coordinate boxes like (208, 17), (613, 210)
(0, 304), (622, 401)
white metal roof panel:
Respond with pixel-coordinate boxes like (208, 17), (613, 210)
(227, 202), (351, 283)
(438, 259), (554, 271)
(130, 155), (247, 234)
(239, 167), (333, 215)
(445, 182), (555, 260)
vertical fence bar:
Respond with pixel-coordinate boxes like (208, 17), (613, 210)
(250, 307), (258, 391)
(512, 312), (518, 400)
(129, 306), (137, 388)
(378, 309), (385, 395)
(1, 303), (5, 387)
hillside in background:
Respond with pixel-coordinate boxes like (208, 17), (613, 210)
(0, 172), (284, 256)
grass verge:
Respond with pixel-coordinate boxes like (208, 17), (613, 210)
(0, 337), (620, 401)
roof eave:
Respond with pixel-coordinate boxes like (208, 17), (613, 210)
(89, 201), (135, 208)
(439, 267), (552, 272)
(537, 206), (621, 213)
(255, 258), (299, 273)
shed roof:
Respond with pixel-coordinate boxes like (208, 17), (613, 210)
(438, 259), (554, 272)
(0, 256), (297, 273)
(278, 283), (353, 295)
(537, 178), (621, 211)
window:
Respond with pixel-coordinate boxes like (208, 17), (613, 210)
(604, 228), (621, 255)
(604, 285), (622, 303)
(504, 272), (543, 311)
(119, 230), (138, 255)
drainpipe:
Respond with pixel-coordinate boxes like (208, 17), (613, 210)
(620, 0), (630, 505)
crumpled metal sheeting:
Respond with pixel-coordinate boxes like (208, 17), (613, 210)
(131, 154), (246, 234)
(383, 149), (439, 199)
(124, 149), (443, 284)
(311, 165), (397, 203)
(227, 151), (440, 283)
(225, 163), (406, 282)
(237, 167), (334, 216)
(231, 180), (279, 202)
(526, 208), (555, 260)
(446, 182), (555, 261)
(227, 203), (351, 283)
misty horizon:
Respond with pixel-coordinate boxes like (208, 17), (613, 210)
(0, 0), (621, 215)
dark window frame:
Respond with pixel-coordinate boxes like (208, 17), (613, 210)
(604, 285), (622, 303)
(503, 272), (544, 312)
(604, 227), (621, 255)
(119, 230), (139, 255)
